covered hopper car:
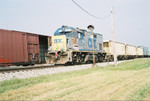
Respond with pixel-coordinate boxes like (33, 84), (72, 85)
(103, 40), (126, 60)
(103, 40), (150, 61)
(139, 46), (150, 57)
(136, 47), (143, 58)
(125, 44), (137, 59)
(0, 29), (51, 66)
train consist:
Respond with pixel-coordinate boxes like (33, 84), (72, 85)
(46, 26), (150, 65)
(103, 40), (149, 61)
(0, 26), (150, 66)
(0, 29), (51, 66)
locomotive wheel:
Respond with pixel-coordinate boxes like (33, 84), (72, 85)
(72, 53), (78, 65)
(77, 53), (81, 65)
(80, 53), (86, 63)
(72, 52), (83, 65)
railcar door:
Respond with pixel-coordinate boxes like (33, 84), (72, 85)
(27, 34), (40, 63)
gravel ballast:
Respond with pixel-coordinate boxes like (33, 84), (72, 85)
(0, 61), (125, 82)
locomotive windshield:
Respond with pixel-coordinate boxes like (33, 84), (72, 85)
(60, 32), (71, 37)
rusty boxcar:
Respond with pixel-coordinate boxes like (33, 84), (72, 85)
(0, 29), (51, 66)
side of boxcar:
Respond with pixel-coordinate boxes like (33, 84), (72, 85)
(0, 29), (28, 66)
(0, 29), (51, 66)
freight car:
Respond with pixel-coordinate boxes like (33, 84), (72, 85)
(125, 44), (137, 59)
(103, 40), (126, 61)
(0, 29), (51, 66)
(46, 25), (106, 65)
(136, 47), (143, 58)
(139, 46), (150, 57)
(103, 40), (146, 61)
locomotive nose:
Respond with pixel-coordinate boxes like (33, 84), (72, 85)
(51, 35), (67, 52)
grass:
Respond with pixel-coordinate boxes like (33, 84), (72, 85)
(113, 58), (150, 70)
(129, 83), (150, 100)
(102, 58), (150, 71)
(0, 58), (150, 100)
(0, 66), (96, 94)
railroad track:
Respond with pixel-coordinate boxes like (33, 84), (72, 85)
(0, 63), (96, 82)
(0, 60), (132, 82)
(0, 63), (89, 72)
(0, 60), (124, 72)
(0, 64), (57, 72)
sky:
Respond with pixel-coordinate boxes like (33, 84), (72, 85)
(0, 0), (150, 47)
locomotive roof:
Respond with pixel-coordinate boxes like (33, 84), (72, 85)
(54, 25), (103, 36)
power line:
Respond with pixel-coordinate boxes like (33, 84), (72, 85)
(71, 0), (110, 20)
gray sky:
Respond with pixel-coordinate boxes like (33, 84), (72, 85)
(0, 0), (150, 47)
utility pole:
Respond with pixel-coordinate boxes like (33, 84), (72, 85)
(91, 30), (96, 67)
(87, 25), (96, 67)
(111, 7), (117, 67)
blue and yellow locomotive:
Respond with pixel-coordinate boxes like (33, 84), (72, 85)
(46, 25), (106, 64)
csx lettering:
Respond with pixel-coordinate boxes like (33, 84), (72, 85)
(54, 39), (62, 43)
(88, 38), (97, 48)
(88, 38), (92, 48)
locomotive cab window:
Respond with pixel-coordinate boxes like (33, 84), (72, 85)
(72, 31), (77, 38)
(66, 32), (71, 37)
(60, 32), (71, 37)
(54, 33), (58, 36)
(78, 32), (84, 39)
(59, 32), (65, 35)
(94, 35), (97, 38)
(83, 32), (85, 37)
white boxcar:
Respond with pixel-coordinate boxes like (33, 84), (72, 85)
(136, 47), (143, 56)
(125, 44), (136, 56)
(103, 40), (126, 56)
